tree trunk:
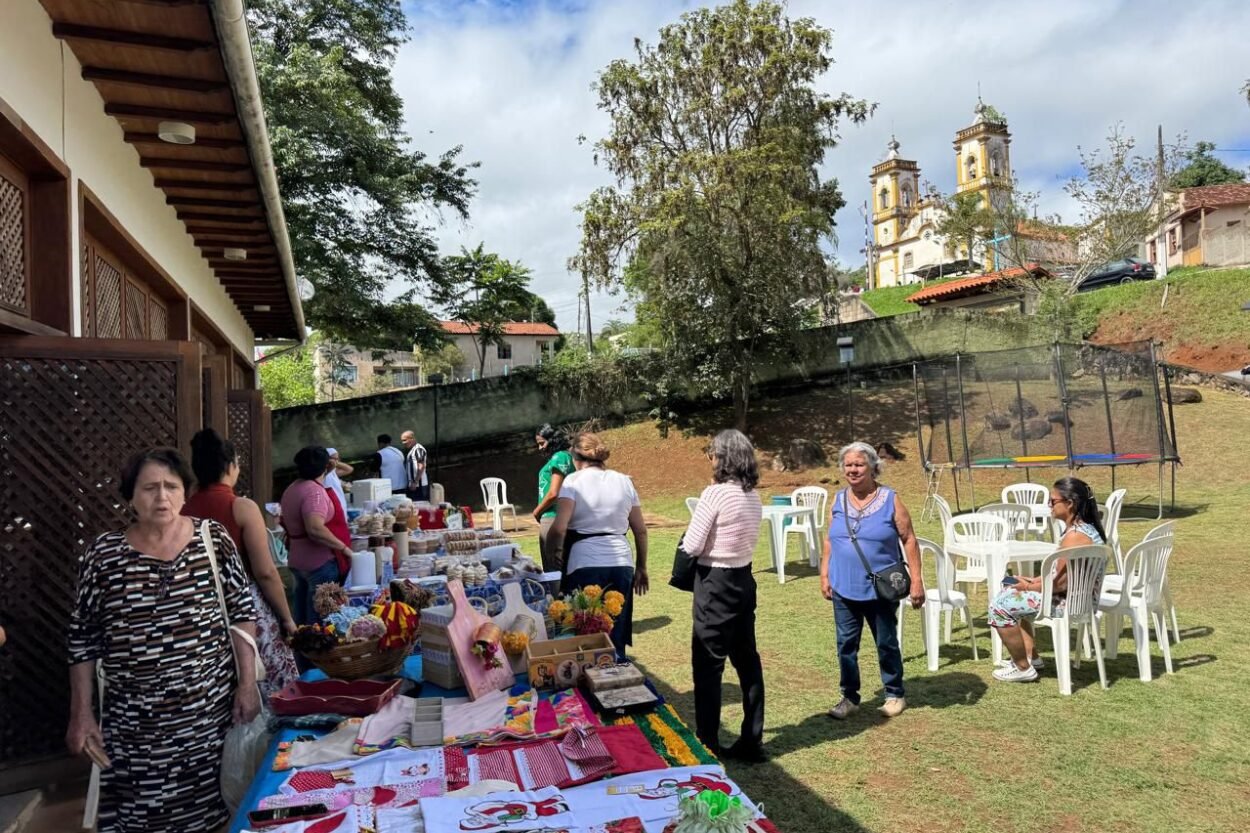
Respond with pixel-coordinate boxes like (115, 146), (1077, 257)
(733, 373), (750, 432)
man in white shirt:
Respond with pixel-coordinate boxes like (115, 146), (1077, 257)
(376, 434), (407, 495)
(401, 430), (430, 502)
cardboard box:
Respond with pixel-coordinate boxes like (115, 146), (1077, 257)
(524, 633), (616, 689)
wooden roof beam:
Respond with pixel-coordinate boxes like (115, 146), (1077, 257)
(144, 158), (250, 172)
(126, 132), (243, 149)
(175, 212), (264, 223)
(106, 104), (233, 124)
(189, 229), (270, 239)
(217, 271), (281, 279)
(83, 67), (227, 93)
(154, 178), (255, 191)
(51, 23), (214, 52)
(167, 196), (260, 209)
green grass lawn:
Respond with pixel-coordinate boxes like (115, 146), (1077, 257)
(857, 281), (938, 317)
(517, 387), (1250, 833)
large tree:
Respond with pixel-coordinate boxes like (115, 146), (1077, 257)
(934, 191), (995, 266)
(431, 245), (535, 377)
(1170, 141), (1245, 189)
(572, 0), (870, 429)
(247, 0), (477, 349)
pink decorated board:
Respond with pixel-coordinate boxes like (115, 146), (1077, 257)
(446, 579), (515, 700)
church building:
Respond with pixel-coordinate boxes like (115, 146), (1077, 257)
(869, 100), (1013, 288)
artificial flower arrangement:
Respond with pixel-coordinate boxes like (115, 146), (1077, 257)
(291, 581), (419, 653)
(471, 622), (504, 670)
(547, 585), (626, 636)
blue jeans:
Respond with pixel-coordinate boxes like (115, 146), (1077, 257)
(567, 565), (634, 661)
(293, 559), (342, 626)
(833, 594), (904, 703)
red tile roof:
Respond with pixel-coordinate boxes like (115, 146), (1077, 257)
(905, 263), (1050, 305)
(439, 321), (560, 336)
(1180, 184), (1250, 211)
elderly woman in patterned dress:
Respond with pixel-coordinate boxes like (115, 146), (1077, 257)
(66, 448), (259, 833)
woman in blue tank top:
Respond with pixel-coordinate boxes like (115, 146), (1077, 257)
(820, 442), (926, 720)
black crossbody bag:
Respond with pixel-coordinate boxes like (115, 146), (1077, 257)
(669, 536), (696, 592)
(841, 489), (911, 603)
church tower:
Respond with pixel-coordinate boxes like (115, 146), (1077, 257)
(869, 136), (921, 287)
(954, 98), (1012, 210)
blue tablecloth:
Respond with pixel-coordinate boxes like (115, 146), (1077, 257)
(229, 656), (522, 832)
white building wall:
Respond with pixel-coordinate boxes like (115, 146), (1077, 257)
(0, 0), (255, 353)
(448, 333), (554, 379)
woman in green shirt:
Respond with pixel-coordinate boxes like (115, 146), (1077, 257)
(533, 424), (575, 572)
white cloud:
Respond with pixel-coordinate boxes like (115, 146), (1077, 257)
(396, 0), (1250, 329)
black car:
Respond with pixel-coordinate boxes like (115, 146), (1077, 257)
(1077, 257), (1157, 292)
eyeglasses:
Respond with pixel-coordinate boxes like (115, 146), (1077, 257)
(1047, 497), (1068, 506)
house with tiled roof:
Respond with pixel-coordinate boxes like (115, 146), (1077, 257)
(906, 263), (1053, 313)
(1148, 184), (1250, 270)
(438, 320), (561, 381)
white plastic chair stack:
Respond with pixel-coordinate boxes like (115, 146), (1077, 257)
(1002, 483), (1049, 536)
(1102, 488), (1127, 567)
(1144, 521), (1182, 643)
(932, 494), (953, 543)
(917, 537), (979, 671)
(787, 486), (829, 568)
(1034, 545), (1111, 695)
(1099, 534), (1174, 682)
(479, 477), (518, 532)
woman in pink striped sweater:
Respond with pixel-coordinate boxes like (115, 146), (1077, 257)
(682, 429), (766, 762)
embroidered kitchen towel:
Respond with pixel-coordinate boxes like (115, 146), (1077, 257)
(279, 719), (363, 771)
(354, 694), (419, 754)
(594, 724), (666, 776)
(420, 785), (575, 833)
(563, 766), (759, 833)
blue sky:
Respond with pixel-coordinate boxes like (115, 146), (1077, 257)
(393, 0), (1250, 330)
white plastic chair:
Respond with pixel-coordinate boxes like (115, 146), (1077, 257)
(479, 477), (518, 532)
(685, 497), (699, 518)
(1102, 488), (1127, 566)
(977, 503), (1033, 540)
(1002, 483), (1048, 507)
(944, 513), (1009, 641)
(933, 494), (953, 541)
(787, 486), (829, 568)
(1099, 535), (1174, 681)
(917, 537), (979, 670)
(1034, 545), (1111, 695)
(1145, 521), (1182, 644)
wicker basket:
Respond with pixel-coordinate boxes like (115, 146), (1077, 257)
(303, 637), (414, 681)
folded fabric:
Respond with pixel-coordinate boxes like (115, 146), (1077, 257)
(277, 719), (363, 771)
(444, 687), (537, 746)
(465, 729), (615, 792)
(421, 785), (575, 833)
(354, 694), (418, 754)
(248, 805), (366, 833)
(532, 687), (601, 738)
(611, 705), (719, 767)
(260, 780), (441, 812)
(268, 712), (352, 732)
(277, 748), (446, 796)
(444, 746), (470, 792)
(594, 724), (667, 776)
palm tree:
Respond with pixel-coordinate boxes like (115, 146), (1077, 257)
(316, 341), (356, 402)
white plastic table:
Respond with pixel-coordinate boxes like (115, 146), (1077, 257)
(760, 504), (820, 584)
(945, 538), (1057, 662)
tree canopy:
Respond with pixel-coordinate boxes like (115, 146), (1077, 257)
(572, 0), (871, 429)
(247, 0), (477, 350)
(431, 244), (535, 377)
(1170, 141), (1245, 189)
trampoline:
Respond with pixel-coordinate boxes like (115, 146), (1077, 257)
(913, 341), (1181, 514)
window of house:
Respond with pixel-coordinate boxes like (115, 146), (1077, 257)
(1228, 220), (1242, 228)
(332, 364), (357, 385)
(81, 237), (168, 340)
(536, 341), (550, 363)
(497, 342), (513, 360)
(990, 152), (1002, 177)
(879, 187), (889, 210)
(0, 154), (30, 318)
(966, 156), (977, 180)
(903, 252), (914, 270)
(901, 185), (912, 208)
(392, 367), (419, 387)
(1168, 228), (1179, 254)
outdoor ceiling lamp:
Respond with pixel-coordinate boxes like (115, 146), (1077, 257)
(223, 247), (247, 261)
(254, 304), (271, 312)
(157, 121), (196, 145)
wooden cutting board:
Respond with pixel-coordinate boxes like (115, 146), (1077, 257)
(446, 579), (515, 700)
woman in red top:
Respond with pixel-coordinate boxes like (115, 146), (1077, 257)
(184, 429), (298, 697)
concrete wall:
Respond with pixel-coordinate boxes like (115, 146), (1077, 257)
(0, 0), (254, 353)
(273, 308), (1060, 477)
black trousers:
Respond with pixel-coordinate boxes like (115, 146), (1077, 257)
(692, 563), (765, 751)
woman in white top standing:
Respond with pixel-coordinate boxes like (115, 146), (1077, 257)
(548, 432), (649, 660)
(682, 429), (765, 762)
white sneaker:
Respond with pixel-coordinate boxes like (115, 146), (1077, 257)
(827, 697), (859, 720)
(992, 663), (1040, 683)
(996, 656), (1044, 670)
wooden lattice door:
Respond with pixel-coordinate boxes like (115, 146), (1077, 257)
(228, 388), (272, 505)
(0, 336), (200, 790)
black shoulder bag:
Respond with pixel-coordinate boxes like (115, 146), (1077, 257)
(669, 536), (696, 592)
(841, 489), (911, 603)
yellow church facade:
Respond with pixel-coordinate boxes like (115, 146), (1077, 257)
(870, 101), (1013, 288)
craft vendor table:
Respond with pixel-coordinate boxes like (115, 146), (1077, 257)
(760, 503), (819, 584)
(944, 539), (1057, 664)
(229, 655), (472, 832)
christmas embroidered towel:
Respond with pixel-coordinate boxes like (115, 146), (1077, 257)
(420, 785), (574, 833)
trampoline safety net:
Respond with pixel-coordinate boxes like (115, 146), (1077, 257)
(914, 341), (1179, 470)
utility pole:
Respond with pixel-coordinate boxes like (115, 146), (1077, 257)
(860, 200), (874, 290)
(1156, 124), (1168, 278)
(582, 272), (594, 351)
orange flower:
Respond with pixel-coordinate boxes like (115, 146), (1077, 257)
(582, 585), (604, 601)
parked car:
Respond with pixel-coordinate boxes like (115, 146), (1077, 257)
(1077, 257), (1157, 292)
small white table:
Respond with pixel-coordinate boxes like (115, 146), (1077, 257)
(945, 538), (1057, 662)
(760, 504), (820, 584)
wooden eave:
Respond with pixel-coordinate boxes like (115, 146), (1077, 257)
(39, 0), (299, 339)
